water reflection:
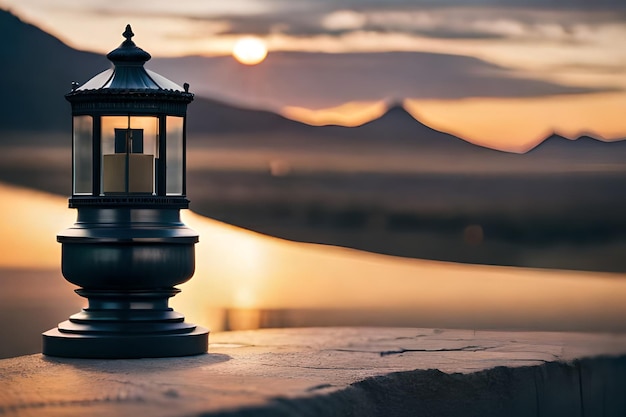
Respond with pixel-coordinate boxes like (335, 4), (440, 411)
(178, 210), (626, 334)
(1, 181), (626, 358)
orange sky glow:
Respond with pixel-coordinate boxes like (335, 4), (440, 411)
(283, 93), (626, 151)
(282, 101), (389, 128)
(405, 93), (626, 152)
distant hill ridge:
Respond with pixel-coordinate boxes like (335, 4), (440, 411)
(0, 9), (622, 156)
(0, 10), (108, 132)
(518, 132), (626, 160)
(321, 103), (485, 150)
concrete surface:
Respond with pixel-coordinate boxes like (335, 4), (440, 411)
(1, 327), (626, 416)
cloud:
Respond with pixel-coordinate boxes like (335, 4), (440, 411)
(31, 0), (622, 42)
(321, 10), (367, 31)
(150, 51), (613, 110)
(4, 0), (623, 94)
(157, 5), (625, 50)
(14, 0), (621, 53)
(294, 0), (626, 10)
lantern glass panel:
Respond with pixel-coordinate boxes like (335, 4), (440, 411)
(101, 116), (159, 195)
(73, 115), (93, 195)
(166, 116), (184, 196)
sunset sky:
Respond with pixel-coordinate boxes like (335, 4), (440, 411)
(1, 0), (625, 149)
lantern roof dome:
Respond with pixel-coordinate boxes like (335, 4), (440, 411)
(71, 25), (190, 95)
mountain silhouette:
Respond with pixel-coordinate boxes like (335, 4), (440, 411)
(361, 104), (476, 148)
(351, 103), (432, 140)
(0, 10), (108, 132)
(0, 8), (623, 160)
(528, 132), (626, 157)
(0, 9), (311, 139)
(360, 103), (418, 129)
(316, 102), (496, 156)
(187, 98), (310, 134)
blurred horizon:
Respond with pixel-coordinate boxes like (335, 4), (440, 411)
(2, 180), (626, 358)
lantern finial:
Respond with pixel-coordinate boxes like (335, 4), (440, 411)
(123, 25), (134, 42)
(106, 24), (151, 64)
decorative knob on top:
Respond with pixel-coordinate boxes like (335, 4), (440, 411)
(123, 24), (134, 43)
(106, 24), (151, 64)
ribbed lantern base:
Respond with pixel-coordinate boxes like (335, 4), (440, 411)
(42, 289), (209, 358)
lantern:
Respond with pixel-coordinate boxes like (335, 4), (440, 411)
(43, 25), (208, 358)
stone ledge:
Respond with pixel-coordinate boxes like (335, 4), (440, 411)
(1, 328), (626, 416)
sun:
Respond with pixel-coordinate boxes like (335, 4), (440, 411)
(232, 37), (268, 66)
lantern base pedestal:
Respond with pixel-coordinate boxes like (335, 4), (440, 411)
(42, 288), (209, 358)
(42, 326), (209, 359)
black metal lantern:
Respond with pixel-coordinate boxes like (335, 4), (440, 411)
(42, 25), (208, 358)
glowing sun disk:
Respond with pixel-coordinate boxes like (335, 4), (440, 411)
(233, 37), (268, 65)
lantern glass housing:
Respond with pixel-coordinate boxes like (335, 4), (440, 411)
(166, 116), (184, 195)
(66, 23), (191, 200)
(73, 115), (93, 195)
(100, 115), (158, 195)
(71, 113), (186, 197)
